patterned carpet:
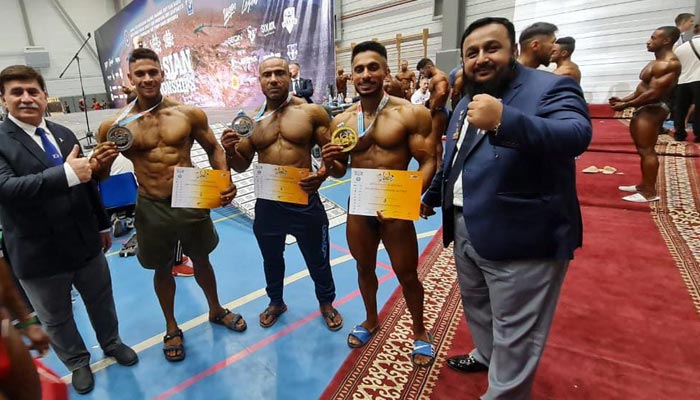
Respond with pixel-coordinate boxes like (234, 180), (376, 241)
(320, 231), (464, 400)
(654, 138), (700, 315)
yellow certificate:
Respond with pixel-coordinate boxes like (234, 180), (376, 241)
(349, 168), (423, 220)
(171, 166), (231, 209)
(254, 163), (310, 205)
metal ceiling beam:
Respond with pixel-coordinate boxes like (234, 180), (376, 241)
(17, 0), (35, 46)
(49, 0), (99, 63)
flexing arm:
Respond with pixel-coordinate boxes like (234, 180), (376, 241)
(407, 105), (437, 192)
(188, 107), (227, 171)
(612, 61), (680, 110)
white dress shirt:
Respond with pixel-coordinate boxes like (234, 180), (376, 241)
(8, 114), (80, 187)
(411, 89), (431, 105)
(675, 36), (700, 85)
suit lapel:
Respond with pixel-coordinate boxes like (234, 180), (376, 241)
(2, 119), (52, 168)
(443, 98), (469, 177)
(46, 121), (72, 158)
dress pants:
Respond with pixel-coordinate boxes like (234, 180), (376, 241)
(673, 81), (700, 141)
(20, 252), (122, 371)
(253, 194), (335, 307)
(453, 209), (568, 400)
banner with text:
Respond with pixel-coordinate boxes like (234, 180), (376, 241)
(95, 0), (334, 108)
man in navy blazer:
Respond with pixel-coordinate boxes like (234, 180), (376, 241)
(289, 62), (314, 103)
(421, 18), (591, 399)
(0, 65), (136, 394)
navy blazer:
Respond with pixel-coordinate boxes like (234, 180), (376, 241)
(290, 77), (314, 103)
(423, 64), (591, 261)
(0, 119), (110, 279)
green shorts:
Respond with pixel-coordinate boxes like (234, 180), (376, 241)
(134, 194), (219, 270)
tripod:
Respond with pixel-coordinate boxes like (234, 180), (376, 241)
(59, 32), (96, 149)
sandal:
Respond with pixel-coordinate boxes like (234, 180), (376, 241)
(321, 307), (343, 332)
(259, 305), (287, 328)
(209, 308), (247, 332)
(163, 329), (185, 362)
(347, 324), (379, 349)
(411, 332), (435, 368)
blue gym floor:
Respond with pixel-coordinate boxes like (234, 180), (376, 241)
(42, 161), (443, 399)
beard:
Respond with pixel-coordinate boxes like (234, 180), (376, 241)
(464, 57), (517, 99)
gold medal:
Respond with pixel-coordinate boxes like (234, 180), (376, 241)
(331, 125), (359, 152)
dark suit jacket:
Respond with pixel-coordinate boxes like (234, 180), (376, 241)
(423, 64), (591, 261)
(0, 119), (109, 279)
(290, 77), (314, 103)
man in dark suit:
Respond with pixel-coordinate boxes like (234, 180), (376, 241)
(0, 65), (137, 394)
(289, 62), (314, 103)
(421, 18), (591, 399)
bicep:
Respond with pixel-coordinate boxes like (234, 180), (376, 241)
(408, 108), (436, 160)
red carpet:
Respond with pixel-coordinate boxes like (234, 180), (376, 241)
(322, 118), (700, 399)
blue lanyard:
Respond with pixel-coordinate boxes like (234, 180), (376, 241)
(254, 93), (293, 122)
(357, 93), (389, 137)
(113, 97), (164, 127)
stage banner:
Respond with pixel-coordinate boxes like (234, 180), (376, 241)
(95, 0), (334, 108)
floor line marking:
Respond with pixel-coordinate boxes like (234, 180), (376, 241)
(65, 230), (436, 381)
(154, 272), (397, 400)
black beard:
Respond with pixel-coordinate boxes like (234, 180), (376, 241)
(464, 57), (517, 98)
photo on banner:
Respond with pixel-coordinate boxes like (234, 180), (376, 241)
(94, 0), (334, 108)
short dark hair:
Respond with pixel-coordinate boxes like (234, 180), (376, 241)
(416, 58), (434, 70)
(676, 13), (695, 27)
(519, 22), (558, 45)
(658, 26), (681, 44)
(352, 41), (388, 62)
(555, 36), (576, 54)
(289, 62), (300, 68)
(0, 65), (46, 95)
(461, 17), (517, 57)
(128, 47), (159, 64)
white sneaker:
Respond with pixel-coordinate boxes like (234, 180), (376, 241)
(622, 193), (660, 203)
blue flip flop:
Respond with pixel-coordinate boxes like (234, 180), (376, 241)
(347, 324), (379, 348)
(411, 332), (435, 368)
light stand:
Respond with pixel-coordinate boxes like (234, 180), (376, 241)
(59, 33), (95, 149)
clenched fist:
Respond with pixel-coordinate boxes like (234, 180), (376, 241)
(467, 94), (503, 131)
(220, 128), (241, 155)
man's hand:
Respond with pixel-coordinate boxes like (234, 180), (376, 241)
(466, 94), (503, 131)
(299, 171), (327, 193)
(608, 96), (622, 105)
(419, 202), (436, 220)
(99, 231), (112, 253)
(220, 183), (237, 206)
(90, 142), (119, 174)
(321, 143), (344, 166)
(611, 102), (627, 111)
(23, 324), (50, 357)
(66, 144), (92, 183)
(220, 128), (241, 155)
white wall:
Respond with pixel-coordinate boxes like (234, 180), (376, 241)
(0, 0), (117, 98)
(512, 0), (694, 102)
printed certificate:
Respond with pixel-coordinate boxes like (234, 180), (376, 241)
(254, 163), (310, 205)
(171, 166), (231, 209)
(349, 168), (423, 220)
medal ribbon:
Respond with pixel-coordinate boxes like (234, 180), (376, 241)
(113, 97), (164, 127)
(254, 93), (293, 122)
(357, 93), (389, 137)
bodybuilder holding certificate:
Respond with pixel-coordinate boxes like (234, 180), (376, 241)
(221, 57), (344, 331)
(321, 41), (437, 367)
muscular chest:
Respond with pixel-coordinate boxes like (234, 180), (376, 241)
(252, 110), (314, 149)
(348, 110), (408, 153)
(639, 62), (654, 82)
(128, 112), (191, 151)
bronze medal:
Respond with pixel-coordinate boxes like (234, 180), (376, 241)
(331, 126), (359, 152)
(106, 125), (134, 151)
